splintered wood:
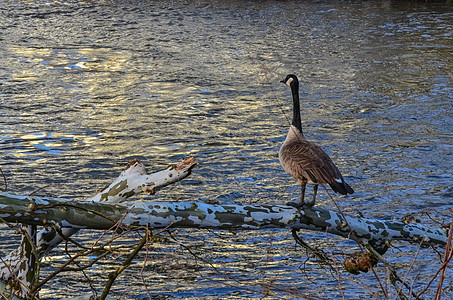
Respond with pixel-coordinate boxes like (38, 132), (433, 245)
(174, 157), (198, 171)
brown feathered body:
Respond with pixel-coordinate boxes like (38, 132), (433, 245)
(279, 125), (352, 194)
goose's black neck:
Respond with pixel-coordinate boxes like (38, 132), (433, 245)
(290, 82), (303, 135)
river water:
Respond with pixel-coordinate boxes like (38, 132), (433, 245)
(0, 0), (452, 299)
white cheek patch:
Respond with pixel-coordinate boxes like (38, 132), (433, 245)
(286, 77), (294, 86)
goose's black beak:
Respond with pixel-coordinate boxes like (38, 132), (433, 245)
(280, 80), (285, 84)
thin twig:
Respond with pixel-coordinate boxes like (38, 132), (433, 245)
(31, 234), (133, 295)
(398, 238), (424, 297)
(50, 223), (89, 250)
(435, 214), (453, 299)
(0, 216), (23, 234)
(99, 231), (148, 300)
(322, 236), (354, 299)
(31, 245), (108, 294)
(340, 276), (377, 297)
(140, 227), (153, 300)
(291, 229), (333, 265)
(28, 186), (49, 196)
(415, 212), (453, 300)
(64, 239), (97, 297)
(88, 210), (134, 252)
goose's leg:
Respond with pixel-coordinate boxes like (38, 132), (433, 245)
(308, 184), (318, 208)
(287, 179), (307, 208)
(299, 181), (307, 207)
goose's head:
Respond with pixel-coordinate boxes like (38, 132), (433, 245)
(280, 74), (299, 87)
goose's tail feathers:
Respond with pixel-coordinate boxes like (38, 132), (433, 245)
(329, 179), (354, 195)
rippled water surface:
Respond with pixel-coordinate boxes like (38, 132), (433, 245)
(0, 0), (452, 299)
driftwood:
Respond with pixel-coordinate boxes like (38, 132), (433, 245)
(0, 158), (448, 299)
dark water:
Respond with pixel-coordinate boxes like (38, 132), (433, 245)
(0, 0), (452, 299)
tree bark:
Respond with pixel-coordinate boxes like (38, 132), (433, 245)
(0, 194), (447, 248)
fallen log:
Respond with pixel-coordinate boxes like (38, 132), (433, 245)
(0, 194), (447, 249)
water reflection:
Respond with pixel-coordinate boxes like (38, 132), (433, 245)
(0, 0), (452, 298)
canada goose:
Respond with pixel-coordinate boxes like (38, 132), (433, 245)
(279, 74), (354, 208)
